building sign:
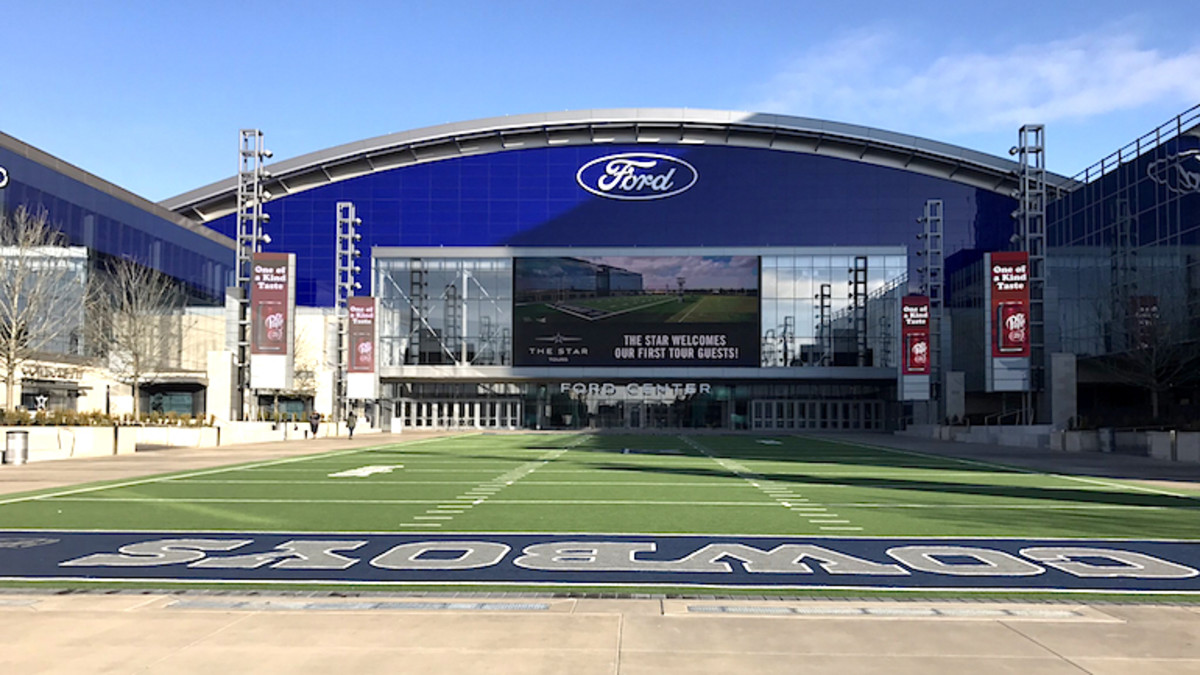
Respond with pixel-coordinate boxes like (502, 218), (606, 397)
(22, 363), (86, 382)
(900, 295), (930, 375)
(558, 382), (712, 399)
(1146, 148), (1200, 194)
(514, 255), (759, 367)
(347, 297), (376, 374)
(989, 251), (1030, 358)
(250, 253), (291, 355)
(0, 166), (8, 189)
(576, 153), (698, 201)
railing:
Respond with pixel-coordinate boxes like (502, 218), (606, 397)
(1071, 103), (1200, 185)
(984, 409), (1025, 426)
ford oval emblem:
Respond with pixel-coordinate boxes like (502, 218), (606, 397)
(576, 153), (698, 201)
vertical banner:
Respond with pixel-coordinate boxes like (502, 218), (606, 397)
(1130, 295), (1159, 349)
(899, 295), (930, 401)
(346, 296), (378, 400)
(985, 251), (1030, 391)
(250, 252), (295, 391)
(990, 251), (1031, 357)
(901, 295), (931, 375)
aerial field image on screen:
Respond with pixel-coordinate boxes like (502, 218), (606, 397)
(514, 255), (760, 366)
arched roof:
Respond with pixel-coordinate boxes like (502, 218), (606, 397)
(162, 108), (1070, 222)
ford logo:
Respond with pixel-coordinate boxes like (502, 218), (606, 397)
(576, 153), (697, 201)
(0, 166), (8, 189)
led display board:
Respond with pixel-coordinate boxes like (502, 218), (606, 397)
(513, 255), (759, 367)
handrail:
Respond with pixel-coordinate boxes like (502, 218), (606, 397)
(1070, 103), (1200, 185)
(984, 409), (1023, 426)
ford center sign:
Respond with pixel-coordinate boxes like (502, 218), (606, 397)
(577, 153), (697, 200)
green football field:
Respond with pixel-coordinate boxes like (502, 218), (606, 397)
(3, 433), (1199, 540)
(516, 294), (758, 324)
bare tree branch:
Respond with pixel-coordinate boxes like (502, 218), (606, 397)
(0, 206), (88, 410)
(88, 258), (188, 418)
(1086, 294), (1200, 422)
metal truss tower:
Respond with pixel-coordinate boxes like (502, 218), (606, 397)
(335, 201), (363, 423)
(1013, 125), (1047, 420)
(1112, 199), (1139, 350)
(816, 283), (832, 366)
(235, 129), (272, 421)
(850, 255), (869, 366)
(918, 199), (944, 420)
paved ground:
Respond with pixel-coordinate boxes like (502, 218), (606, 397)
(1, 430), (1199, 673)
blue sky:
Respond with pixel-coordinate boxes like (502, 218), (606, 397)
(3, 0), (1199, 202)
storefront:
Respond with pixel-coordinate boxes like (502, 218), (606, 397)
(389, 379), (894, 431)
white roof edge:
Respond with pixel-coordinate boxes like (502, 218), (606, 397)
(161, 108), (1060, 213)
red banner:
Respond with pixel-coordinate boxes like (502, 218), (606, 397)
(901, 295), (930, 375)
(1130, 295), (1159, 349)
(250, 252), (290, 355)
(347, 296), (376, 373)
(989, 251), (1030, 358)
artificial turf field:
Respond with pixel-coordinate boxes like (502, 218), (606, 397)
(517, 294), (758, 324)
(2, 432), (1200, 594)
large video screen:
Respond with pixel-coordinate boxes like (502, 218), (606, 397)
(514, 255), (760, 366)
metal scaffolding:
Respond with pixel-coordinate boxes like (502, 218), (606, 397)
(1013, 125), (1047, 421)
(918, 199), (944, 419)
(850, 255), (869, 366)
(234, 129), (271, 420)
(335, 201), (363, 423)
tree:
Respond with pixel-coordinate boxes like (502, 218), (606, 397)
(0, 206), (88, 410)
(89, 257), (188, 418)
(1089, 294), (1200, 422)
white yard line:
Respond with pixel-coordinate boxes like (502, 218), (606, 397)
(682, 435), (865, 532)
(399, 435), (586, 528)
(806, 435), (1198, 499)
(47, 497), (807, 506)
(672, 295), (707, 322)
(0, 448), (371, 506)
(0, 436), (457, 507)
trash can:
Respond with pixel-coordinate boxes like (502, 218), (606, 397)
(4, 430), (28, 465)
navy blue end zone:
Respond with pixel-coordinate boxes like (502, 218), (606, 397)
(1, 531), (1198, 592)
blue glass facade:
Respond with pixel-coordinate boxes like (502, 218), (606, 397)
(206, 145), (1017, 306)
(0, 144), (234, 303)
(1047, 132), (1200, 360)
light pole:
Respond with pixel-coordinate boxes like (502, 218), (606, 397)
(335, 202), (363, 424)
(235, 129), (272, 421)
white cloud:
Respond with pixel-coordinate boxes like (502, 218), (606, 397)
(752, 29), (1200, 138)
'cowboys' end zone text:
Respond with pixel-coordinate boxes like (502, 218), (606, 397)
(5, 532), (1197, 591)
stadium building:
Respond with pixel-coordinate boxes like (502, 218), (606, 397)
(3, 106), (1198, 435)
(0, 131), (233, 417)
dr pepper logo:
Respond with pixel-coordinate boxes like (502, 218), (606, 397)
(577, 153), (698, 200)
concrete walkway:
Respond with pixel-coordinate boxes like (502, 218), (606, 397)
(1, 591), (1198, 673)
(1, 431), (1199, 673)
